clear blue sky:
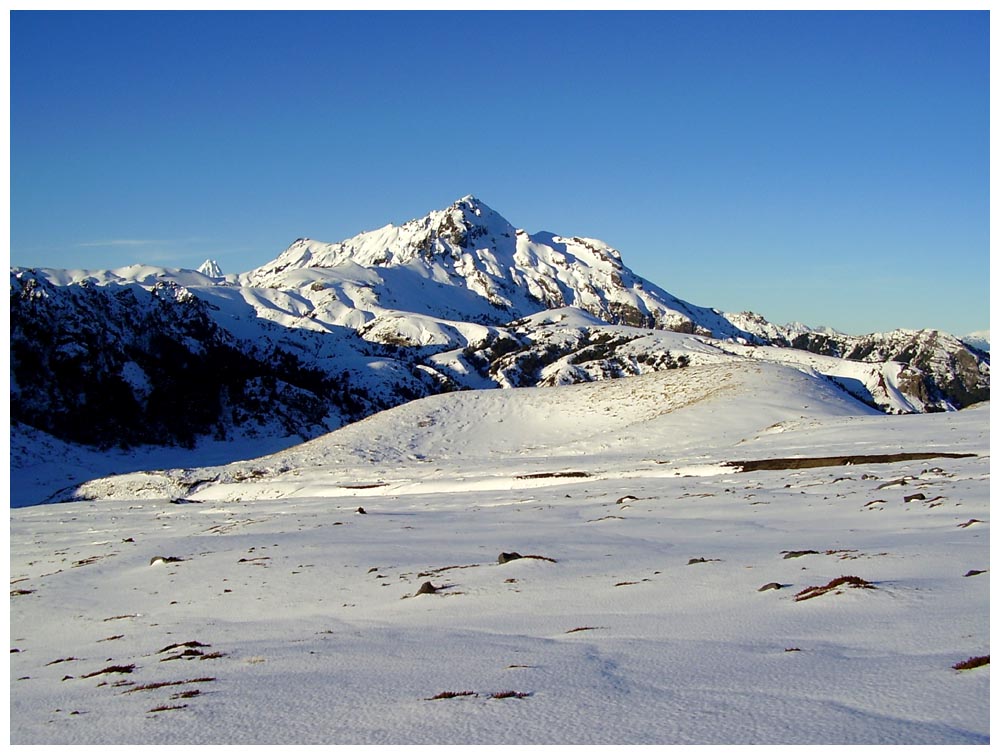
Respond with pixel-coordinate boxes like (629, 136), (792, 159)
(10, 10), (989, 336)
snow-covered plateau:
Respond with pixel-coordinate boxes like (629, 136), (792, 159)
(9, 361), (990, 744)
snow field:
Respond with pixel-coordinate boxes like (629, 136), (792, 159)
(9, 365), (989, 744)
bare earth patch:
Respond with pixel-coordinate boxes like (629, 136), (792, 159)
(426, 690), (477, 700)
(794, 576), (876, 602)
(725, 452), (975, 473)
(953, 655), (989, 671)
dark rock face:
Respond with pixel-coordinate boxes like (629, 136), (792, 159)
(842, 330), (990, 410)
(10, 271), (345, 448)
(753, 322), (990, 411)
(498, 552), (523, 564)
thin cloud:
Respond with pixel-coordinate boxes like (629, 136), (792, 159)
(76, 239), (168, 248)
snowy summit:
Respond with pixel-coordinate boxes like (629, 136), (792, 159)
(196, 259), (224, 278)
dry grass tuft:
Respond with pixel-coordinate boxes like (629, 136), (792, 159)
(794, 575), (875, 602)
(45, 657), (80, 666)
(516, 471), (588, 479)
(953, 655), (989, 671)
(157, 641), (210, 654)
(426, 691), (477, 700)
(123, 677), (215, 694)
(81, 664), (136, 678)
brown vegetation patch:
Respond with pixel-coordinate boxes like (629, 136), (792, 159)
(516, 471), (589, 479)
(148, 704), (188, 713)
(794, 576), (876, 602)
(490, 690), (532, 699)
(160, 650), (207, 662)
(73, 555), (109, 568)
(81, 664), (136, 678)
(417, 563), (481, 577)
(725, 452), (974, 473)
(498, 552), (557, 564)
(157, 641), (210, 654)
(953, 655), (989, 671)
(426, 690), (477, 700)
(124, 677), (215, 694)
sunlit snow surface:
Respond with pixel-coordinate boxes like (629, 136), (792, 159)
(10, 364), (989, 744)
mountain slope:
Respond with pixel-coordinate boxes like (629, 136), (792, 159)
(243, 195), (757, 339)
(9, 196), (989, 500)
(60, 360), (881, 503)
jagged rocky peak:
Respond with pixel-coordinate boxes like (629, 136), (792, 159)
(197, 259), (224, 278)
(246, 196), (518, 280)
(435, 194), (516, 241)
(238, 196), (760, 338)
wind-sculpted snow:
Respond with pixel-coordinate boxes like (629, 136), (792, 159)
(62, 362), (881, 503)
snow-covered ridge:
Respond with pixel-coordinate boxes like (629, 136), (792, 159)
(56, 360), (881, 503)
(9, 196), (989, 505)
(962, 330), (989, 352)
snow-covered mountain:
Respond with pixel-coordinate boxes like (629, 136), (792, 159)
(197, 258), (224, 279)
(962, 330), (989, 353)
(242, 196), (753, 339)
(9, 196), (989, 504)
(8, 198), (992, 743)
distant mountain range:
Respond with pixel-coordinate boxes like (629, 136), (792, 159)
(10, 196), (990, 452)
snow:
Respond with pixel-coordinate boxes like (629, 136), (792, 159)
(9, 363), (989, 744)
(964, 330), (990, 352)
(9, 196), (991, 743)
(196, 259), (224, 278)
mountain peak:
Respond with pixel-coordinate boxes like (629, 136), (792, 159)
(197, 259), (223, 278)
(426, 195), (516, 248)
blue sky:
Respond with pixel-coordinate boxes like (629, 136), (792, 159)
(10, 10), (989, 336)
